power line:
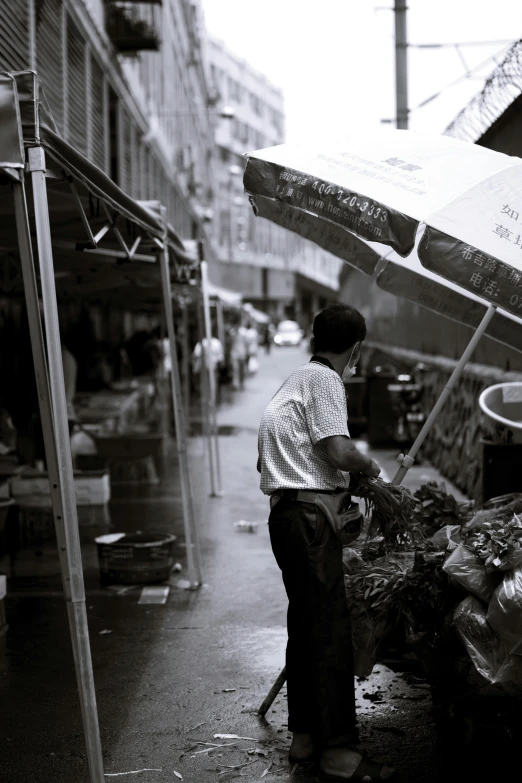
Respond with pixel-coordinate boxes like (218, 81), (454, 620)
(410, 44), (513, 113)
(410, 39), (515, 48)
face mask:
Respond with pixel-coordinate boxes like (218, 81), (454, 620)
(341, 343), (360, 382)
(341, 364), (357, 382)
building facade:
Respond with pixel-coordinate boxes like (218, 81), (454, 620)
(206, 36), (342, 324)
(0, 0), (217, 250)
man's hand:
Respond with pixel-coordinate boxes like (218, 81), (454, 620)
(362, 459), (381, 478)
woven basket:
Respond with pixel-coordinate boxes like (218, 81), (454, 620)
(96, 531), (177, 585)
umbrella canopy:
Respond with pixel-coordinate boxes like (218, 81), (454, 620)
(252, 195), (522, 355)
(243, 129), (522, 318)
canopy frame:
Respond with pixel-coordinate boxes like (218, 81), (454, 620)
(0, 70), (209, 782)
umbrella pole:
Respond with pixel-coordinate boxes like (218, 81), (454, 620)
(159, 236), (202, 588)
(201, 261), (223, 497)
(20, 150), (104, 781)
(392, 304), (497, 486)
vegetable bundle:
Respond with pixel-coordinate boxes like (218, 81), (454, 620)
(350, 476), (417, 546)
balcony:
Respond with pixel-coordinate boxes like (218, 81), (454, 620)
(106, 2), (161, 54)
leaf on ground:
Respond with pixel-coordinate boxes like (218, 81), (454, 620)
(173, 772), (183, 780)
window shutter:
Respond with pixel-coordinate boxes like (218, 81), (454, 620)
(0, 0), (31, 72)
(66, 15), (87, 154)
(35, 0), (65, 133)
(90, 56), (107, 172)
(118, 106), (133, 194)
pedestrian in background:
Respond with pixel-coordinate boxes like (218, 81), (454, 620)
(192, 336), (224, 404)
(257, 303), (395, 782)
(245, 320), (260, 375)
(229, 317), (248, 390)
(262, 322), (274, 354)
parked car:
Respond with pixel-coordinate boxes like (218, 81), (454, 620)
(274, 320), (303, 347)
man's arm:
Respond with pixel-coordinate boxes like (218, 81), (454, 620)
(323, 435), (380, 477)
(257, 454), (261, 473)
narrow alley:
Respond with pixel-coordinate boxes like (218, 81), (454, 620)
(1, 346), (481, 783)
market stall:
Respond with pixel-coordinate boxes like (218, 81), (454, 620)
(0, 70), (206, 783)
(246, 130), (522, 724)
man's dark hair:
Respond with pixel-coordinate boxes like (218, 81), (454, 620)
(311, 303), (366, 354)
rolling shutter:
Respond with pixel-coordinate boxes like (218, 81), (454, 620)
(66, 15), (87, 155)
(35, 0), (65, 133)
(0, 0), (31, 72)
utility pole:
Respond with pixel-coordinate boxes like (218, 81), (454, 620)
(394, 0), (409, 129)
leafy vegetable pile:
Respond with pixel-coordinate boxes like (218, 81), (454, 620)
(412, 481), (473, 534)
(345, 552), (457, 631)
(463, 514), (522, 572)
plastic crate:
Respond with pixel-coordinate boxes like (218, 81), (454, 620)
(95, 531), (177, 585)
(93, 433), (164, 460)
(10, 470), (110, 506)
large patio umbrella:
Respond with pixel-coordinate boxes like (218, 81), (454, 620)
(244, 129), (522, 485)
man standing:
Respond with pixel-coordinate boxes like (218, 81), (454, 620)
(258, 304), (395, 781)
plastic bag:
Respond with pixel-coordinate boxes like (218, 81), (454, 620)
(492, 656), (522, 696)
(247, 356), (259, 375)
(430, 524), (461, 552)
(487, 568), (522, 655)
(342, 547), (365, 575)
(454, 597), (522, 694)
(453, 596), (505, 683)
(443, 545), (501, 604)
(351, 612), (387, 678)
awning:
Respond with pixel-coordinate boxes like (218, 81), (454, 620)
(0, 71), (198, 301)
(243, 302), (270, 323)
(206, 280), (243, 306)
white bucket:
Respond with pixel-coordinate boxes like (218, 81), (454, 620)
(479, 382), (522, 443)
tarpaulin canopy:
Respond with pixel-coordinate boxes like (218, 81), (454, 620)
(0, 71), (198, 301)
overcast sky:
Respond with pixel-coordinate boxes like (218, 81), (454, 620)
(201, 0), (522, 145)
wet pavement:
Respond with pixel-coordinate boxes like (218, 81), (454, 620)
(0, 347), (508, 782)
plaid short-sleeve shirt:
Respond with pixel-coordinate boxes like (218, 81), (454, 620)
(258, 357), (350, 495)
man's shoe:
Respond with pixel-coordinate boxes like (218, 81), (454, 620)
(289, 732), (316, 763)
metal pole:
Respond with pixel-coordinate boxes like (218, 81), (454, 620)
(159, 233), (202, 588)
(181, 301), (191, 431)
(21, 149), (104, 782)
(394, 0), (409, 129)
(216, 298), (226, 350)
(201, 259), (223, 497)
(392, 305), (497, 485)
(197, 297), (218, 496)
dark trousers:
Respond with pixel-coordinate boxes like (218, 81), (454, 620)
(269, 499), (356, 745)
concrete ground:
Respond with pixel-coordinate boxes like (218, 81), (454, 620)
(0, 347), (506, 783)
